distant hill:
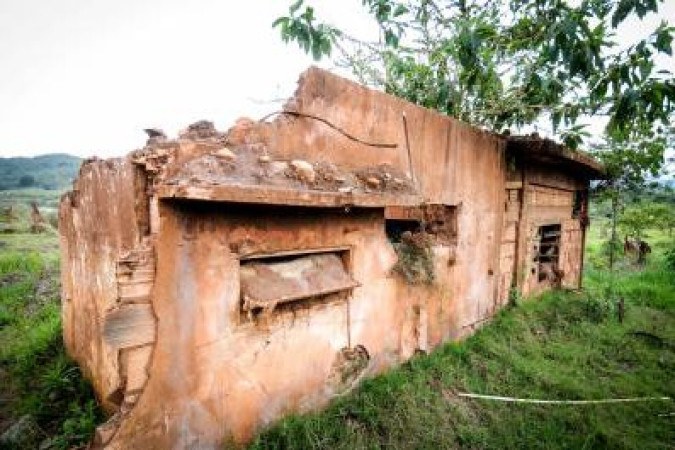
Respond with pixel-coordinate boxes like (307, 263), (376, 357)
(0, 154), (81, 191)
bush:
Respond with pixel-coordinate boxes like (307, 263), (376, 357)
(18, 175), (35, 188)
(583, 295), (617, 323)
(665, 244), (675, 272)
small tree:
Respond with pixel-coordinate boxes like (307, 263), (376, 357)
(618, 203), (660, 239)
(591, 129), (670, 268)
(650, 202), (675, 236)
(275, 0), (675, 149)
(18, 175), (35, 188)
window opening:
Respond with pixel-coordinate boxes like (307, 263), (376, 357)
(239, 248), (356, 319)
(572, 190), (584, 218)
(384, 205), (458, 284)
(385, 220), (421, 243)
(385, 205), (457, 245)
(535, 224), (561, 283)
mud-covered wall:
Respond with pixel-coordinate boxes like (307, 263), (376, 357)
(108, 203), (441, 447)
(230, 67), (506, 337)
(59, 158), (150, 410)
(248, 67), (503, 207)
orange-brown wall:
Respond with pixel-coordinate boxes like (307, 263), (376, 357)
(252, 68), (507, 335)
(59, 159), (148, 409)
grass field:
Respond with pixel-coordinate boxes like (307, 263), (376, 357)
(0, 188), (63, 213)
(0, 233), (102, 449)
(0, 209), (673, 448)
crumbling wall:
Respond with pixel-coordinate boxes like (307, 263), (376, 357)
(108, 204), (421, 447)
(59, 159), (153, 411)
(219, 68), (505, 341)
(240, 67), (501, 207)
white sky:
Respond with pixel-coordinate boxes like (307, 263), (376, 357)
(0, 0), (673, 158)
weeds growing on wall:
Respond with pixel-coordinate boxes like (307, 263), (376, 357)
(392, 231), (435, 284)
(507, 287), (523, 308)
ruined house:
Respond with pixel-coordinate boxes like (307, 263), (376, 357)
(59, 67), (603, 448)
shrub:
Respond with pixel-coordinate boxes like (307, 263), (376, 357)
(18, 175), (36, 188)
(665, 244), (675, 272)
(583, 295), (616, 323)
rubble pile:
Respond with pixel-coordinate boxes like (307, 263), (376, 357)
(128, 119), (416, 196)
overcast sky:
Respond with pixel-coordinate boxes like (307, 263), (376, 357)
(0, 0), (673, 158)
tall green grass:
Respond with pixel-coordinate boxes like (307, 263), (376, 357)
(0, 246), (102, 449)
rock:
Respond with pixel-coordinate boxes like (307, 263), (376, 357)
(0, 415), (42, 448)
(365, 176), (382, 189)
(144, 128), (166, 138)
(267, 161), (288, 177)
(214, 147), (236, 161)
(39, 437), (57, 450)
(180, 120), (220, 139)
(226, 117), (256, 146)
(290, 160), (316, 183)
(144, 128), (168, 146)
(93, 414), (122, 447)
(258, 154), (271, 163)
(249, 142), (266, 152)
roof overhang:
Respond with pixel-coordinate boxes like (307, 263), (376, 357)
(506, 136), (605, 179)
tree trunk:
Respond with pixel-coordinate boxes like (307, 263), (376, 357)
(609, 194), (618, 270)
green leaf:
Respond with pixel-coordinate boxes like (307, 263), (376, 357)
(289, 0), (304, 14)
(272, 17), (288, 29)
(654, 25), (674, 55)
(393, 4), (408, 17)
(611, 0), (634, 28)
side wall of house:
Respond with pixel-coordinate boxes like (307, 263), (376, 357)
(246, 68), (506, 339)
(110, 204), (407, 447)
(59, 159), (153, 412)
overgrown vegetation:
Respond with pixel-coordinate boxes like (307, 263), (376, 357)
(0, 238), (102, 449)
(276, 0), (674, 150)
(392, 231), (436, 284)
(251, 226), (675, 449)
(0, 189), (64, 213)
